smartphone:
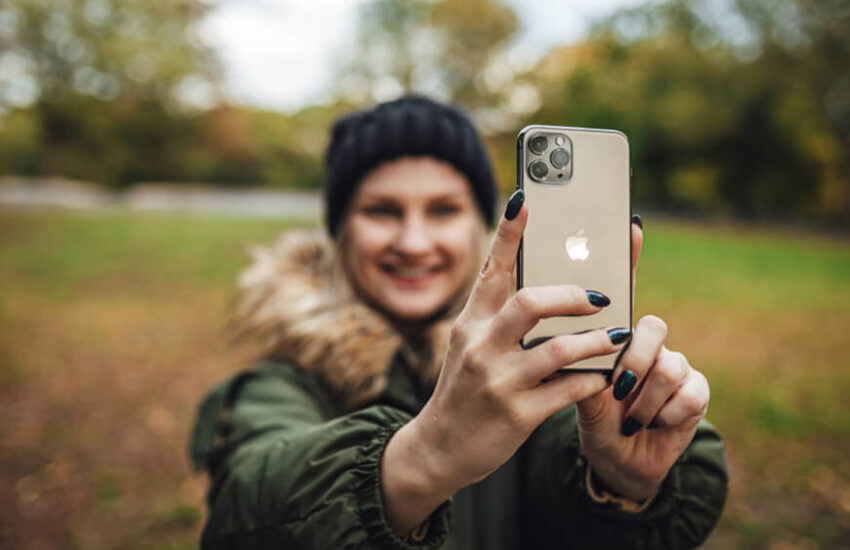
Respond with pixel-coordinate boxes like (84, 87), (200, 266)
(516, 125), (632, 372)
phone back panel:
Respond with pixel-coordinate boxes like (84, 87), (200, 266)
(517, 125), (631, 370)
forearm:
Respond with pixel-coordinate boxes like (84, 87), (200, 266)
(380, 418), (456, 537)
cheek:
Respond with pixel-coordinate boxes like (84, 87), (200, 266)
(346, 223), (393, 285)
(349, 222), (392, 259)
(435, 220), (482, 277)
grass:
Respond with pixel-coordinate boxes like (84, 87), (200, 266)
(1, 210), (849, 548)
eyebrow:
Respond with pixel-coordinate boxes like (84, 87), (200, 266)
(356, 193), (463, 204)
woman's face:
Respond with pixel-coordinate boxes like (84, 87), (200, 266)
(343, 157), (486, 321)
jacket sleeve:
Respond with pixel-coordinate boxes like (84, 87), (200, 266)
(519, 405), (728, 549)
(191, 363), (452, 550)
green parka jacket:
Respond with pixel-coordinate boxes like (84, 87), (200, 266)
(189, 230), (728, 549)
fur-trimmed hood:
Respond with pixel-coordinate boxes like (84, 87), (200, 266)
(230, 229), (454, 411)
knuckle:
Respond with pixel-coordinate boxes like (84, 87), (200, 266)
(640, 315), (668, 338)
(656, 363), (681, 387)
(657, 352), (687, 385)
(449, 322), (469, 346)
(559, 380), (584, 405)
(496, 217), (519, 243)
(560, 376), (601, 408)
(477, 255), (493, 280)
(623, 346), (652, 372)
(678, 386), (708, 416)
(550, 336), (576, 366)
(460, 341), (487, 375)
(671, 350), (689, 368)
(513, 288), (540, 316)
(566, 284), (586, 304)
(694, 371), (711, 405)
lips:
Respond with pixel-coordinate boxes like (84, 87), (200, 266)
(380, 263), (444, 285)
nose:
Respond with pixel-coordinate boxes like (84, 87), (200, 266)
(394, 212), (433, 257)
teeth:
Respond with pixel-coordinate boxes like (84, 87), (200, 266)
(395, 267), (431, 278)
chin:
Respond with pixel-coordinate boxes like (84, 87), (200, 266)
(379, 292), (450, 322)
(384, 301), (444, 322)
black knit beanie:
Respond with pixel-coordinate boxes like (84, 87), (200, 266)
(324, 95), (497, 236)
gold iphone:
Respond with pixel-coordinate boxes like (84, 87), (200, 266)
(516, 125), (632, 371)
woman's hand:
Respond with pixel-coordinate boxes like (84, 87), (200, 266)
(576, 221), (711, 502)
(381, 191), (628, 535)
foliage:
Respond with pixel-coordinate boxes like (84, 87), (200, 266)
(0, 0), (219, 184)
(523, 0), (850, 223)
(342, 0), (519, 113)
(0, 0), (848, 223)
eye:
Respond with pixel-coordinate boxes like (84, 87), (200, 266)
(363, 204), (402, 218)
(429, 203), (461, 218)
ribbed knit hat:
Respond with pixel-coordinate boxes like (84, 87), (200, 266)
(323, 95), (497, 235)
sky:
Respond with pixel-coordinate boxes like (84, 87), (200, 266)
(200, 0), (648, 112)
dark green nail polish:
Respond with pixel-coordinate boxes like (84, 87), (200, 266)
(621, 416), (642, 437)
(613, 370), (637, 400)
(603, 370), (613, 384)
(631, 214), (643, 229)
(607, 327), (631, 345)
(586, 290), (610, 307)
(504, 189), (524, 220)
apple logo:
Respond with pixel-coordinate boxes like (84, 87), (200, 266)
(565, 229), (590, 261)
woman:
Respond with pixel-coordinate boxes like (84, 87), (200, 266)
(189, 96), (728, 549)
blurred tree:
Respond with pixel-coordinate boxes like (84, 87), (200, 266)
(0, 0), (218, 185)
(429, 0), (518, 109)
(526, 0), (849, 224)
(341, 0), (518, 114)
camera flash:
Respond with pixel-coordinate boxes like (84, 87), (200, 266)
(555, 135), (566, 146)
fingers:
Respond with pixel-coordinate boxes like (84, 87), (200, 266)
(465, 190), (527, 318)
(631, 216), (643, 298)
(651, 369), (710, 431)
(489, 285), (607, 345)
(524, 371), (609, 421)
(620, 348), (689, 435)
(610, 315), (667, 401)
(518, 328), (627, 386)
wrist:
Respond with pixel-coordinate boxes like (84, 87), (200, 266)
(586, 466), (659, 513)
(584, 457), (663, 502)
(380, 417), (456, 536)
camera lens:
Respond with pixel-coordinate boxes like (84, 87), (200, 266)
(550, 148), (571, 168)
(529, 160), (549, 180)
(529, 135), (548, 155)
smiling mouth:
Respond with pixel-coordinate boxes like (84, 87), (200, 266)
(380, 264), (444, 281)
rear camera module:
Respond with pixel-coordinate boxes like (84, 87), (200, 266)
(550, 148), (571, 168)
(528, 160), (549, 181)
(529, 135), (548, 155)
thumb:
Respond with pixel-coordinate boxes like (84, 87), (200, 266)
(576, 383), (611, 427)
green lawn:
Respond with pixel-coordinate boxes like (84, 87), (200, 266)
(1, 211), (849, 548)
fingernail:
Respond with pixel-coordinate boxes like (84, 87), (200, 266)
(586, 290), (610, 307)
(504, 189), (524, 220)
(647, 419), (658, 430)
(621, 416), (642, 437)
(631, 214), (643, 229)
(613, 370), (637, 400)
(607, 327), (631, 345)
(603, 370), (613, 384)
